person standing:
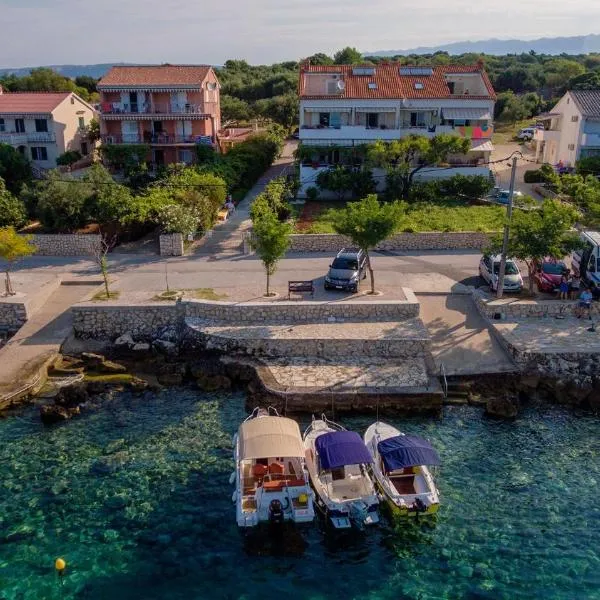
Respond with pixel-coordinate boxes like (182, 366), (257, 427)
(576, 287), (593, 319)
(559, 275), (569, 300)
(569, 273), (581, 300)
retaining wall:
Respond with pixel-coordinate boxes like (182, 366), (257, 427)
(288, 232), (494, 253)
(26, 234), (101, 256)
(159, 233), (184, 257)
(0, 302), (28, 336)
(72, 293), (420, 340)
(472, 289), (600, 319)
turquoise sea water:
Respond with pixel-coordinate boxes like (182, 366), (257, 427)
(1, 390), (599, 600)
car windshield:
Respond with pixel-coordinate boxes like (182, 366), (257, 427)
(493, 261), (519, 275)
(332, 258), (358, 270)
(542, 262), (565, 275)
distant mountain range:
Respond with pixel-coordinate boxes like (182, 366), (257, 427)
(368, 34), (600, 57)
(0, 63), (131, 79)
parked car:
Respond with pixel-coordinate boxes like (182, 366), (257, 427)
(495, 189), (524, 205)
(533, 259), (568, 293)
(517, 127), (537, 141)
(479, 254), (524, 293)
(324, 248), (367, 292)
(572, 230), (600, 298)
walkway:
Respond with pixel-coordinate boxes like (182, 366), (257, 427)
(0, 281), (101, 405)
(193, 140), (296, 257)
(418, 294), (517, 376)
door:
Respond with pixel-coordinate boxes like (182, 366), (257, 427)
(171, 91), (187, 113)
(175, 120), (192, 142)
(121, 121), (139, 143)
(15, 119), (25, 133)
(367, 113), (379, 129)
(129, 92), (138, 113)
(80, 141), (88, 156)
(153, 149), (165, 167)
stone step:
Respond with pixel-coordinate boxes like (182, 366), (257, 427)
(185, 318), (431, 359)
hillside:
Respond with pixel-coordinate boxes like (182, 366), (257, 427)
(0, 63), (131, 79)
(369, 34), (600, 57)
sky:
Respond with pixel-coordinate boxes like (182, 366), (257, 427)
(0, 0), (599, 67)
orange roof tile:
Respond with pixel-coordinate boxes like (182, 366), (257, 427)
(299, 64), (496, 100)
(0, 92), (72, 114)
(98, 65), (212, 88)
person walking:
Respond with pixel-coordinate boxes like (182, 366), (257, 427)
(569, 273), (581, 300)
(576, 287), (593, 319)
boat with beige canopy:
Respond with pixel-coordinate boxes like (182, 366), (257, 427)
(231, 407), (315, 528)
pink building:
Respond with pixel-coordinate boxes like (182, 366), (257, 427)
(97, 65), (220, 167)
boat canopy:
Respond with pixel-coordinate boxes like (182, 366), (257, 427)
(239, 416), (304, 460)
(315, 431), (373, 470)
(377, 435), (441, 471)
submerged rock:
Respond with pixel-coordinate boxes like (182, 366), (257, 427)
(153, 339), (178, 356)
(40, 404), (81, 424)
(485, 395), (519, 419)
(54, 383), (89, 408)
(157, 373), (184, 386)
(196, 373), (232, 392)
(114, 333), (135, 348)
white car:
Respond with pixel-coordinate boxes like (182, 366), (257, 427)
(479, 254), (524, 293)
(517, 127), (537, 141)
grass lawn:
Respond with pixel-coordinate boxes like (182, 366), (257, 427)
(294, 199), (506, 234)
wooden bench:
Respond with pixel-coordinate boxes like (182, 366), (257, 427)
(288, 280), (314, 300)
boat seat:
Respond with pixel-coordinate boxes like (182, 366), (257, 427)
(391, 475), (415, 495)
(268, 462), (285, 475)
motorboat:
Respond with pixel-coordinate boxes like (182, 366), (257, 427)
(232, 407), (315, 528)
(364, 421), (440, 518)
(303, 415), (380, 529)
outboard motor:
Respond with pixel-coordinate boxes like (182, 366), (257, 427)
(268, 499), (284, 524)
(412, 498), (427, 521)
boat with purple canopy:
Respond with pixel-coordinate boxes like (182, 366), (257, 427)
(303, 415), (380, 529)
(364, 421), (440, 518)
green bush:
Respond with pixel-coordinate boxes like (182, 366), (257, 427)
(524, 169), (545, 183)
(305, 186), (319, 201)
(438, 174), (493, 200)
(0, 178), (27, 228)
(56, 150), (83, 167)
(577, 156), (600, 176)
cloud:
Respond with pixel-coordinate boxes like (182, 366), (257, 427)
(0, 0), (598, 67)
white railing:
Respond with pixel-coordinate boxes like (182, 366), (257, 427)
(581, 132), (600, 147)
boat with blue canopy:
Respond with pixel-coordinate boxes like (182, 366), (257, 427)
(304, 415), (380, 529)
(364, 421), (440, 518)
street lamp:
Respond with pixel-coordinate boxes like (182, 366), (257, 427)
(496, 155), (519, 299)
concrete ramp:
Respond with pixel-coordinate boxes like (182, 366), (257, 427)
(418, 294), (517, 376)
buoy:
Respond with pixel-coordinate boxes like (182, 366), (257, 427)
(55, 558), (66, 574)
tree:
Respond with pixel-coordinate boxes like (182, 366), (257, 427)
(158, 204), (201, 235)
(0, 178), (27, 228)
(0, 227), (36, 295)
(489, 200), (581, 294)
(0, 144), (32, 195)
(74, 75), (98, 94)
(86, 118), (101, 143)
(332, 195), (404, 294)
(333, 47), (363, 65)
(367, 135), (471, 199)
(35, 171), (91, 232)
(221, 95), (254, 123)
(316, 166), (353, 201)
(305, 53), (334, 66)
(568, 71), (600, 91)
(250, 205), (291, 296)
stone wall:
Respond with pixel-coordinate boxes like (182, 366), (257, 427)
(0, 302), (27, 336)
(288, 232), (494, 253)
(27, 234), (101, 256)
(159, 233), (184, 256)
(472, 289), (600, 319)
(72, 293), (420, 340)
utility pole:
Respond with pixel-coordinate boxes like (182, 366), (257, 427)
(496, 156), (518, 299)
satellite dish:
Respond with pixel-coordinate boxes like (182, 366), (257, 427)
(337, 80), (346, 91)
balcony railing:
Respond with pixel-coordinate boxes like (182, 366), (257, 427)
(102, 134), (213, 145)
(582, 132), (600, 147)
(100, 102), (216, 116)
(0, 131), (55, 144)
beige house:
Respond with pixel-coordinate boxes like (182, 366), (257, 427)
(0, 88), (97, 170)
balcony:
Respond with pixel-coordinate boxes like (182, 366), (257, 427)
(581, 132), (600, 147)
(0, 131), (55, 145)
(534, 129), (561, 144)
(100, 102), (216, 117)
(102, 134), (213, 145)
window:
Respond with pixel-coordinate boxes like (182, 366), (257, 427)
(414, 82), (424, 90)
(35, 119), (48, 132)
(447, 81), (455, 94)
(352, 67), (375, 76)
(410, 112), (426, 127)
(571, 115), (579, 122)
(31, 147), (48, 161)
(368, 82), (377, 90)
(15, 119), (25, 133)
(367, 113), (379, 128)
(0, 118), (4, 132)
(568, 144), (576, 151)
(319, 112), (330, 127)
(400, 67), (433, 76)
(78, 116), (85, 129)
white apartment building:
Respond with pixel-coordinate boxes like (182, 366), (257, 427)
(534, 90), (600, 167)
(298, 64), (496, 196)
(0, 89), (97, 170)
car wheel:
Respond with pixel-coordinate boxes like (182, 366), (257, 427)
(324, 284), (331, 290)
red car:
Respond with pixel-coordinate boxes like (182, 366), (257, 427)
(533, 260), (567, 292)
